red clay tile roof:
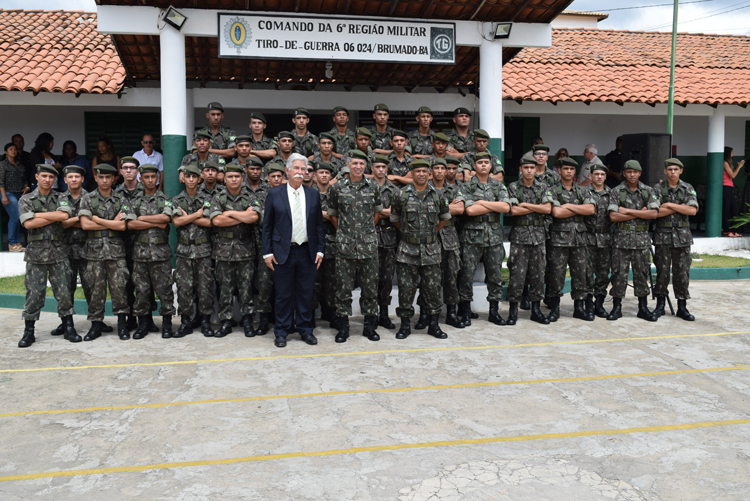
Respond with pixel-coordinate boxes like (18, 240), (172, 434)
(0, 9), (125, 95)
(504, 28), (750, 107)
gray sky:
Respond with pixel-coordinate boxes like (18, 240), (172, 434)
(3, 0), (750, 35)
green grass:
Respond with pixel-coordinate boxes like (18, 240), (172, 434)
(690, 253), (750, 268)
(0, 275), (109, 299)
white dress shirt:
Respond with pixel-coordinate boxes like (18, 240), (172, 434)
(263, 184), (323, 260)
(133, 149), (164, 182)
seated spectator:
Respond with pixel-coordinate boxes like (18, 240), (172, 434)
(0, 142), (30, 252)
(133, 134), (164, 187)
(28, 132), (61, 191)
(60, 140), (92, 192)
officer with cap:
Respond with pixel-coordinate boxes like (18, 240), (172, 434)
(426, 132), (451, 164)
(314, 132), (344, 172)
(584, 161), (614, 318)
(460, 130), (504, 182)
(79, 163), (136, 341)
(267, 131), (295, 170)
(198, 160), (225, 198)
(248, 112), (277, 160)
(387, 130), (414, 186)
(231, 135), (256, 171)
(342, 127), (375, 169)
(607, 160), (660, 321)
(447, 107), (474, 158)
(370, 103), (395, 155)
(329, 106), (356, 160)
(182, 131), (222, 177)
(313, 160), (338, 325)
(532, 144), (560, 188)
(653, 158), (698, 321)
(17, 164), (78, 348)
(194, 102), (237, 160)
(407, 106), (437, 159)
(291, 108), (319, 158)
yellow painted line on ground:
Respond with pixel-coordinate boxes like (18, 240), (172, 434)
(2, 417), (749, 482)
(3, 365), (748, 419)
(2, 330), (747, 374)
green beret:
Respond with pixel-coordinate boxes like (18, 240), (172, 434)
(36, 164), (58, 176)
(63, 165), (86, 176)
(293, 108), (310, 118)
(277, 131), (294, 140)
(374, 103), (390, 112)
(356, 127), (373, 138)
(371, 154), (390, 166)
(520, 155), (537, 166)
(391, 129), (408, 139)
(183, 163), (201, 177)
(139, 163), (159, 174)
(558, 157), (578, 167)
(473, 152), (491, 163)
(201, 160), (220, 171)
(347, 149), (369, 162)
(454, 107), (471, 116)
(315, 161), (334, 173)
(533, 144), (550, 153)
(235, 135), (252, 145)
(445, 155), (460, 165)
(193, 130), (212, 140)
(417, 106), (433, 115)
(225, 164), (244, 174)
(431, 158), (447, 168)
(591, 162), (608, 173)
(93, 163), (118, 175)
(319, 132), (335, 143)
(333, 106), (349, 115)
(410, 159), (430, 170)
(267, 163), (285, 174)
(665, 158), (684, 168)
(432, 132), (449, 143)
(474, 129), (489, 139)
(623, 159), (642, 172)
(120, 156), (139, 167)
(250, 112), (266, 123)
(247, 156), (263, 167)
(207, 102), (224, 112)
(338, 165), (350, 176)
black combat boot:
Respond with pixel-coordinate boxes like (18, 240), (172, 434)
(488, 301), (506, 326)
(520, 287), (531, 311)
(428, 315), (448, 339)
(255, 313), (270, 336)
(573, 300), (593, 321)
(637, 297), (658, 322)
(50, 322), (64, 336)
(84, 321), (102, 342)
(506, 302), (519, 326)
(546, 297), (560, 323)
(530, 301), (550, 324)
(100, 323), (114, 333)
(606, 298), (622, 321)
(653, 296), (666, 318)
(133, 315), (151, 340)
(62, 315), (81, 343)
(414, 309), (428, 330)
(445, 305), (465, 328)
(363, 315), (380, 341)
(320, 304), (334, 323)
(117, 314), (129, 340)
(189, 312), (202, 329)
(395, 318), (411, 339)
(161, 315), (173, 338)
(676, 299), (695, 321)
(242, 314), (255, 337)
(457, 301), (472, 326)
(201, 315), (215, 337)
(147, 312), (160, 333)
(18, 320), (35, 348)
(594, 294), (608, 318)
(173, 315), (193, 338)
(215, 320), (233, 338)
(378, 305), (395, 329)
(585, 294), (595, 320)
(335, 316), (350, 343)
(126, 314), (138, 331)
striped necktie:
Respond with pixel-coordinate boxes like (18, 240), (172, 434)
(292, 189), (305, 245)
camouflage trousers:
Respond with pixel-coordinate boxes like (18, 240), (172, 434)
(417, 248), (461, 307)
(216, 259), (255, 321)
(133, 259), (175, 317)
(397, 263), (442, 318)
(610, 247), (651, 298)
(126, 250), (156, 316)
(506, 243), (546, 303)
(458, 244), (505, 302)
(174, 256), (215, 317)
(586, 246), (611, 297)
(377, 246), (397, 305)
(87, 259), (130, 321)
(335, 257), (378, 317)
(654, 245), (691, 300)
(69, 258), (92, 304)
(23, 261), (74, 321)
(314, 256), (336, 309)
(256, 253), (274, 314)
(547, 246), (588, 300)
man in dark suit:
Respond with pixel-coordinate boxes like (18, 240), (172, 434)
(262, 153), (326, 348)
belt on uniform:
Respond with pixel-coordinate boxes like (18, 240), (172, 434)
(514, 219), (545, 227)
(553, 215), (583, 224)
(443, 219), (455, 227)
(656, 221), (691, 228)
(587, 227), (610, 234)
(88, 230), (121, 239)
(137, 236), (168, 245)
(65, 235), (87, 244)
(402, 235), (437, 245)
(468, 214), (501, 223)
(616, 222), (648, 232)
(27, 233), (61, 242)
(377, 219), (393, 227)
(217, 230), (251, 239)
(178, 235), (210, 245)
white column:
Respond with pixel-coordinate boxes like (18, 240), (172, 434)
(706, 107), (726, 237)
(479, 35), (503, 156)
(185, 88), (195, 149)
(159, 27), (187, 138)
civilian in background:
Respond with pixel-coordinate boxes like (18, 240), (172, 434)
(11, 134), (32, 186)
(133, 134), (164, 188)
(722, 146), (744, 237)
(60, 141), (92, 192)
(578, 144), (601, 187)
(553, 148), (569, 175)
(604, 136), (623, 188)
(0, 142), (30, 251)
(29, 133), (61, 191)
(92, 136), (121, 173)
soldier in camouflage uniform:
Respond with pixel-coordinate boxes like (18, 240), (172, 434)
(653, 158), (699, 321)
(457, 152), (512, 325)
(266, 131), (295, 172)
(387, 130), (414, 186)
(342, 127), (375, 173)
(446, 107), (474, 159)
(506, 155), (554, 325)
(329, 106), (356, 161)
(391, 159), (451, 339)
(248, 112), (278, 161)
(17, 164), (77, 348)
(181, 131), (223, 183)
(313, 161), (338, 325)
(370, 154), (400, 329)
(255, 163), (285, 335)
(546, 157), (595, 322)
(460, 129), (504, 182)
(210, 164), (264, 337)
(584, 162), (613, 318)
(313, 133), (344, 173)
(290, 108), (319, 158)
(172, 163), (215, 338)
(607, 160), (661, 322)
(407, 106), (437, 159)
(244, 159), (270, 327)
(328, 150), (383, 343)
(370, 103), (395, 155)
(194, 101), (237, 159)
(426, 132), (450, 165)
(79, 163), (135, 341)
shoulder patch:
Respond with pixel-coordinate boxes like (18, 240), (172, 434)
(219, 158), (226, 165)
(652, 194), (659, 201)
(58, 200), (69, 207)
(690, 189), (697, 196)
(165, 200), (173, 207)
(230, 136), (236, 141)
(204, 200), (211, 208)
(122, 204), (129, 211)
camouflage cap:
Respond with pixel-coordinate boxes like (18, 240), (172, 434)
(453, 107), (472, 116)
(138, 163), (159, 174)
(36, 164), (58, 176)
(665, 158), (684, 168)
(319, 132), (336, 143)
(347, 149), (369, 161)
(410, 159), (431, 170)
(374, 103), (390, 112)
(445, 155), (461, 165)
(473, 129), (490, 139)
(93, 163), (118, 175)
(432, 132), (449, 143)
(431, 158), (448, 168)
(120, 155), (140, 167)
(267, 163), (286, 174)
(63, 165), (86, 176)
(356, 127), (373, 138)
(371, 154), (390, 166)
(183, 163), (201, 177)
(558, 157), (578, 167)
(207, 102), (224, 111)
(333, 106), (349, 115)
(224, 164), (245, 174)
(623, 159), (643, 172)
(249, 112), (267, 123)
(416, 106), (433, 115)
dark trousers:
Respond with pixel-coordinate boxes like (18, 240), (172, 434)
(723, 185), (739, 233)
(273, 242), (317, 338)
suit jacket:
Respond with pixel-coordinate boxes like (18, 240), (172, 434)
(262, 184), (326, 265)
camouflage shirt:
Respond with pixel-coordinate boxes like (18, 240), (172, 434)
(245, 182), (269, 251)
(653, 179), (698, 248)
(429, 180), (463, 252)
(78, 189), (136, 261)
(252, 135), (275, 153)
(376, 180), (400, 249)
(59, 188), (88, 260)
(461, 176), (511, 247)
(448, 129), (474, 154)
(327, 177), (383, 259)
(584, 185), (612, 248)
(209, 186), (264, 261)
(391, 183), (451, 266)
(387, 152), (414, 179)
(131, 192), (174, 262)
(507, 180), (554, 246)
(318, 187), (337, 258)
(407, 130), (436, 156)
(312, 152), (344, 174)
(369, 125), (395, 151)
(291, 130), (319, 158)
(18, 188), (72, 264)
(172, 189), (213, 259)
(195, 124), (237, 150)
(535, 167), (561, 188)
(116, 182), (144, 248)
(608, 181), (661, 249)
(180, 152), (223, 172)
(460, 150), (504, 174)
(328, 127), (357, 155)
(549, 183), (594, 247)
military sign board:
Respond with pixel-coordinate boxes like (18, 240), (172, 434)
(218, 14), (456, 64)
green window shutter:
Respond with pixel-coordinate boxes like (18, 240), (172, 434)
(84, 112), (162, 162)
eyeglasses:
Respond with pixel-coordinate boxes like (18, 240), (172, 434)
(121, 165), (137, 170)
(533, 152), (548, 157)
(143, 140), (154, 144)
(307, 169), (315, 173)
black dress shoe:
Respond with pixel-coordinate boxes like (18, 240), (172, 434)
(274, 336), (287, 348)
(301, 334), (318, 345)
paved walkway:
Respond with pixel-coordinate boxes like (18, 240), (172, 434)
(1, 280), (749, 500)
